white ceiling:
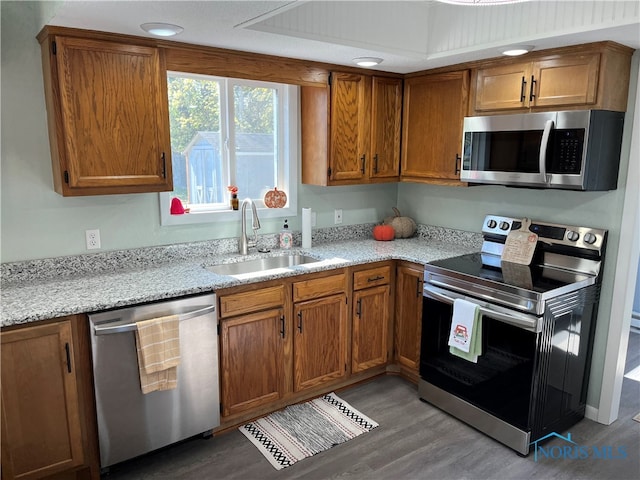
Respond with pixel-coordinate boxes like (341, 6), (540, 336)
(45, 1), (640, 74)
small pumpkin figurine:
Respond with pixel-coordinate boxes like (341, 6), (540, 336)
(383, 207), (417, 238)
(373, 224), (395, 241)
(264, 187), (287, 208)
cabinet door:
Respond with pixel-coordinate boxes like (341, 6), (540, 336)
(370, 77), (402, 180)
(52, 36), (172, 195)
(532, 53), (600, 108)
(401, 71), (469, 183)
(352, 285), (390, 373)
(1, 321), (84, 479)
(329, 72), (371, 182)
(293, 294), (348, 391)
(474, 62), (531, 111)
(394, 264), (424, 375)
(220, 308), (286, 417)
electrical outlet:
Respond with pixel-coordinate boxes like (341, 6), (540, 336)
(334, 209), (343, 225)
(85, 229), (101, 250)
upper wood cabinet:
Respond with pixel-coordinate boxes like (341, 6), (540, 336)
(370, 77), (403, 181)
(401, 70), (469, 185)
(38, 31), (173, 196)
(471, 42), (633, 115)
(301, 73), (402, 185)
(1, 320), (85, 479)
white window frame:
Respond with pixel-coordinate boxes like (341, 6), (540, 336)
(159, 75), (298, 226)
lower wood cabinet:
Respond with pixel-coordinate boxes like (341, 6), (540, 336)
(394, 262), (424, 380)
(293, 294), (348, 391)
(351, 264), (392, 373)
(1, 316), (98, 480)
(292, 272), (348, 392)
(218, 285), (287, 418)
(219, 307), (286, 417)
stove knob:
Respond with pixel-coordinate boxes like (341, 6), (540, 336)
(584, 233), (598, 245)
(567, 230), (580, 242)
(499, 221), (510, 231)
(487, 219), (497, 229)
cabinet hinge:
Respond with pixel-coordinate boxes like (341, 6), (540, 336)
(327, 167), (332, 178)
(63, 170), (69, 184)
(52, 41), (57, 55)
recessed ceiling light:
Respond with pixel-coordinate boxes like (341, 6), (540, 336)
(140, 23), (184, 37)
(501, 45), (534, 56)
(353, 57), (383, 67)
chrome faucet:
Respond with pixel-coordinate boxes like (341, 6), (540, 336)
(238, 198), (261, 255)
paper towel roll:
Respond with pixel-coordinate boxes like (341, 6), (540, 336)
(302, 208), (312, 249)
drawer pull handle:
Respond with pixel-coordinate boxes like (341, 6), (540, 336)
(280, 316), (285, 338)
(356, 299), (362, 318)
(367, 275), (385, 282)
(297, 311), (303, 333)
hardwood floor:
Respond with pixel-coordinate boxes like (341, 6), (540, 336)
(104, 332), (640, 480)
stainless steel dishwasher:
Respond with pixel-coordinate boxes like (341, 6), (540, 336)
(88, 293), (219, 468)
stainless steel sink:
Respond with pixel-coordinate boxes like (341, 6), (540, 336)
(205, 254), (320, 277)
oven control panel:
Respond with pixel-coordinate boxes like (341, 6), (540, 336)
(482, 215), (607, 252)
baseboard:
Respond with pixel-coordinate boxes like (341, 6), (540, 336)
(585, 404), (599, 422)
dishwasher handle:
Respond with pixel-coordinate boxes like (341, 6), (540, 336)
(93, 304), (216, 335)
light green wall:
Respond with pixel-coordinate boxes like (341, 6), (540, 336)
(2, 1), (638, 412)
(0, 1), (398, 262)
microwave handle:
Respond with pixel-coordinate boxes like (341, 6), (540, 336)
(539, 119), (554, 182)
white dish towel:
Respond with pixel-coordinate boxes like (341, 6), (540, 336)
(448, 298), (479, 354)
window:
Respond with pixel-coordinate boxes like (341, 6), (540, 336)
(159, 72), (298, 225)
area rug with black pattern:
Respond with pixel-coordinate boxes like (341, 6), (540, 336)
(239, 392), (379, 470)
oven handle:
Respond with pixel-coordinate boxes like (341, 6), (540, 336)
(423, 284), (541, 333)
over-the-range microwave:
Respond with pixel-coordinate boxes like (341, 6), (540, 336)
(460, 110), (625, 190)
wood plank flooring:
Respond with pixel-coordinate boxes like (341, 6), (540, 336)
(104, 332), (640, 480)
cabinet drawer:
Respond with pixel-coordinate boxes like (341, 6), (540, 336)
(353, 265), (391, 290)
(293, 272), (346, 302)
(219, 285), (285, 318)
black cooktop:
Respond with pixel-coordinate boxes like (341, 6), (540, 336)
(427, 252), (592, 294)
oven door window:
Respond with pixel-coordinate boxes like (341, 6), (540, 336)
(420, 297), (538, 431)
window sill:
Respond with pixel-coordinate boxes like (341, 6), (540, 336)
(159, 196), (298, 226)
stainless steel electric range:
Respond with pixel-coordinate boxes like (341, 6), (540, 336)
(419, 214), (607, 455)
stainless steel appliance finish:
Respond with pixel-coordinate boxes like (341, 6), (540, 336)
(419, 215), (606, 455)
(89, 294), (219, 468)
(460, 110), (624, 190)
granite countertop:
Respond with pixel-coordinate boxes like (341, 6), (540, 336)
(1, 228), (481, 327)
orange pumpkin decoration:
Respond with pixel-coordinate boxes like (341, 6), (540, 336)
(373, 224), (395, 241)
(264, 187), (287, 208)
